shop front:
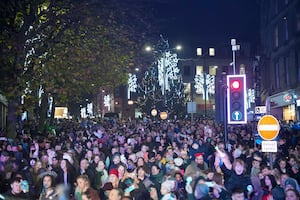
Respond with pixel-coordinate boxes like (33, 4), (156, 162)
(266, 89), (296, 122)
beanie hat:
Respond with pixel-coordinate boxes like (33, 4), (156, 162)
(285, 178), (300, 192)
(109, 168), (119, 177)
(194, 152), (204, 158)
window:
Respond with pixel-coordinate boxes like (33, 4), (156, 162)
(196, 65), (203, 75)
(275, 62), (280, 88)
(283, 17), (289, 41)
(274, 25), (279, 48)
(284, 57), (290, 86)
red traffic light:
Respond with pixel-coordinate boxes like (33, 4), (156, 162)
(226, 74), (247, 124)
(231, 80), (240, 89)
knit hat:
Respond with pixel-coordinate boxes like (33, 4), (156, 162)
(194, 152), (204, 158)
(109, 168), (119, 177)
(285, 178), (300, 192)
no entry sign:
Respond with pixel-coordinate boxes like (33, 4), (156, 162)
(257, 115), (280, 141)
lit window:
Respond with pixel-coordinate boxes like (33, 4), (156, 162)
(196, 65), (203, 75)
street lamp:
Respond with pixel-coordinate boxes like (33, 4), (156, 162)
(196, 47), (215, 118)
(231, 39), (240, 75)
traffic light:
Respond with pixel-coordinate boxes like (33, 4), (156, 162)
(227, 74), (247, 124)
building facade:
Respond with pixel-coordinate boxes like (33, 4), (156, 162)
(259, 0), (300, 122)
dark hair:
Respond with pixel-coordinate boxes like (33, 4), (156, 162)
(42, 174), (56, 188)
(232, 187), (244, 195)
(151, 164), (160, 171)
(10, 177), (22, 184)
(262, 174), (277, 189)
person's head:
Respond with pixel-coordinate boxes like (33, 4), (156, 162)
(42, 174), (55, 190)
(279, 158), (287, 169)
(0, 151), (10, 162)
(233, 158), (246, 175)
(285, 189), (300, 200)
(112, 153), (121, 165)
(261, 164), (271, 176)
(93, 154), (101, 165)
(76, 175), (90, 192)
(231, 187), (245, 200)
(108, 188), (123, 200)
(118, 163), (127, 178)
(85, 150), (93, 159)
(96, 160), (106, 171)
(34, 160), (43, 173)
(51, 156), (59, 166)
(137, 166), (149, 179)
(108, 168), (119, 188)
(161, 180), (175, 195)
(194, 153), (204, 165)
(137, 157), (145, 167)
(263, 174), (277, 189)
(80, 158), (89, 170)
(285, 178), (300, 193)
(10, 177), (22, 195)
(217, 141), (225, 151)
(151, 164), (161, 176)
(252, 154), (262, 169)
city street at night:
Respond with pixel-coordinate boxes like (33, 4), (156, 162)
(0, 1), (300, 200)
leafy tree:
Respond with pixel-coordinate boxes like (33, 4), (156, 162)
(0, 0), (156, 137)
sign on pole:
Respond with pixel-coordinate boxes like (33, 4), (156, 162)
(261, 141), (278, 152)
(187, 102), (196, 113)
(257, 115), (280, 141)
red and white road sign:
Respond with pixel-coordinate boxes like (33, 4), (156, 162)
(257, 115), (280, 141)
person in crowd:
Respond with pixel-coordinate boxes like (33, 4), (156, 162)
(56, 158), (76, 197)
(216, 151), (253, 198)
(285, 189), (300, 200)
(285, 178), (300, 193)
(160, 179), (177, 200)
(108, 188), (123, 200)
(94, 159), (109, 190)
(39, 174), (58, 200)
(150, 164), (164, 198)
(231, 187), (246, 200)
(1, 176), (31, 200)
(74, 174), (100, 200)
(117, 163), (128, 181)
(78, 158), (95, 189)
(137, 165), (153, 188)
(275, 157), (294, 178)
(261, 174), (285, 200)
(185, 153), (208, 179)
(108, 168), (120, 189)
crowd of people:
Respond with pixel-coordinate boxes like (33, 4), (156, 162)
(0, 117), (300, 200)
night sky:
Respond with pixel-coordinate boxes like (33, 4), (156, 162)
(152, 0), (260, 56)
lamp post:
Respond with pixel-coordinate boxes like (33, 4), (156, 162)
(196, 47), (215, 118)
(231, 39), (240, 75)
